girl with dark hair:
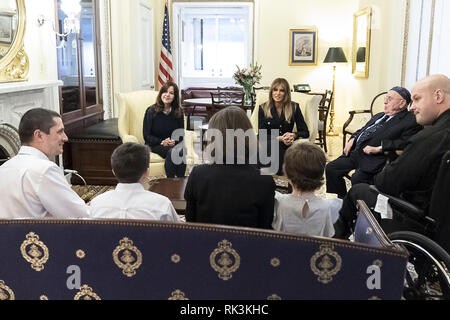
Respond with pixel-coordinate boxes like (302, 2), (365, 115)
(258, 78), (309, 175)
(143, 82), (186, 177)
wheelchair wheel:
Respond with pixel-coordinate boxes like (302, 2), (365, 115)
(388, 231), (450, 300)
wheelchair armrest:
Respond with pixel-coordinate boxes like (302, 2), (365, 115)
(369, 185), (425, 218)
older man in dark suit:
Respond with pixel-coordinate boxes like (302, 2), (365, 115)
(326, 86), (422, 198)
(334, 74), (450, 239)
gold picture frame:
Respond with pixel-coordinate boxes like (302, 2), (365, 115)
(0, 0), (28, 83)
(289, 27), (318, 66)
(352, 7), (372, 78)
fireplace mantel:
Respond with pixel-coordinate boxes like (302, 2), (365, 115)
(0, 80), (62, 131)
(0, 80), (62, 95)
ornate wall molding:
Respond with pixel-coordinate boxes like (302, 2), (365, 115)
(426, 0), (436, 76)
(401, 0), (410, 87)
(101, 0), (114, 119)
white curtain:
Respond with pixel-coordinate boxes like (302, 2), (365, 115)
(403, 0), (450, 88)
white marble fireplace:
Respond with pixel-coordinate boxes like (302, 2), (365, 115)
(0, 80), (62, 161)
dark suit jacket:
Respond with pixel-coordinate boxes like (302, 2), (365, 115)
(375, 109), (450, 211)
(349, 109), (422, 173)
(258, 102), (309, 140)
(184, 164), (276, 229)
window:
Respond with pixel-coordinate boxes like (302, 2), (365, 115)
(56, 0), (103, 131)
(174, 3), (253, 88)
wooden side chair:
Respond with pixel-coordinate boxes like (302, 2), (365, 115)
(210, 92), (245, 119)
(313, 90), (333, 153)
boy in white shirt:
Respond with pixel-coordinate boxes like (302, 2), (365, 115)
(90, 142), (182, 222)
(272, 142), (342, 237)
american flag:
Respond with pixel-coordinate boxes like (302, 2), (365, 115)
(158, 2), (175, 86)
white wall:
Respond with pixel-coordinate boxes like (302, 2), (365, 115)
(23, 0), (58, 83)
(110, 0), (157, 116)
(254, 0), (408, 131)
(354, 0), (407, 112)
(255, 0), (357, 131)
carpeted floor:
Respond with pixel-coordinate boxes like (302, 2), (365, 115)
(72, 185), (115, 203)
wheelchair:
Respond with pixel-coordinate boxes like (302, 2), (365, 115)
(369, 150), (450, 300)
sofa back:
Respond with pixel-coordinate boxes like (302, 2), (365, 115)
(181, 87), (244, 102)
(0, 206), (408, 300)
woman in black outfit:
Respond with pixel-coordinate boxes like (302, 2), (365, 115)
(258, 78), (309, 175)
(143, 82), (186, 177)
(184, 106), (276, 229)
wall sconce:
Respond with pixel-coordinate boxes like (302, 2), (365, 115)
(60, 0), (82, 34)
(37, 0), (81, 47)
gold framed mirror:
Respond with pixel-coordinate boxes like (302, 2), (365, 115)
(0, 0), (28, 82)
(352, 7), (371, 78)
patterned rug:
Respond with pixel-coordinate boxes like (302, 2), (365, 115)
(72, 185), (115, 203)
(71, 175), (167, 203)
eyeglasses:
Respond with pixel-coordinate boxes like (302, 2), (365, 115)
(384, 95), (403, 103)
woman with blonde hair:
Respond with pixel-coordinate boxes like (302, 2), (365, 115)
(258, 78), (309, 175)
(184, 106), (275, 229)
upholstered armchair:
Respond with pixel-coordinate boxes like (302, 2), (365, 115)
(116, 90), (198, 177)
(250, 91), (321, 144)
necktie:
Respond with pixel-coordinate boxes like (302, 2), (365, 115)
(356, 115), (388, 148)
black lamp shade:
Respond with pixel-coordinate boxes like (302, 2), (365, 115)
(356, 47), (366, 62)
(323, 47), (348, 63)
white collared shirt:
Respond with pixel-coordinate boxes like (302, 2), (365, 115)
(0, 146), (90, 219)
(90, 183), (182, 222)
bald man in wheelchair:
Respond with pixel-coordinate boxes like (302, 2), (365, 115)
(335, 74), (450, 241)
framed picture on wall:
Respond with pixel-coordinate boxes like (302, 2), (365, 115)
(289, 27), (318, 66)
(0, 13), (14, 45)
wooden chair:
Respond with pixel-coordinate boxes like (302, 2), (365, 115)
(342, 91), (387, 147)
(210, 92), (245, 119)
(308, 90), (333, 153)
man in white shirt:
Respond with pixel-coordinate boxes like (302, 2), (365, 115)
(0, 108), (89, 218)
(90, 142), (181, 222)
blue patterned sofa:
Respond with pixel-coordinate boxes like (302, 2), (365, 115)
(0, 201), (407, 300)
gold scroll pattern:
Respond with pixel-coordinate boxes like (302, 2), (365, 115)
(310, 244), (342, 284)
(74, 285), (101, 300)
(210, 240), (240, 281)
(0, 49), (29, 82)
(20, 232), (49, 272)
(168, 290), (189, 300)
(113, 238), (143, 277)
(0, 280), (14, 300)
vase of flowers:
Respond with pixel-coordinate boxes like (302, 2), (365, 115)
(232, 62), (262, 106)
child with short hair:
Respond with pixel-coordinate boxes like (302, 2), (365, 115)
(272, 142), (342, 237)
(90, 142), (182, 222)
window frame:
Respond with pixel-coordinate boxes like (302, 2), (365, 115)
(172, 2), (254, 88)
(55, 0), (104, 132)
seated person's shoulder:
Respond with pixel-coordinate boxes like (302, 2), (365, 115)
(275, 191), (289, 201)
(257, 172), (276, 188)
(145, 104), (157, 114)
